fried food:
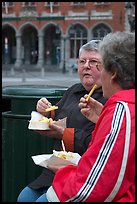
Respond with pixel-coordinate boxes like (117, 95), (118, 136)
(53, 150), (74, 160)
(45, 106), (58, 112)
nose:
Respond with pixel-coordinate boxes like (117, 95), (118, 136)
(84, 63), (92, 70)
(84, 60), (90, 67)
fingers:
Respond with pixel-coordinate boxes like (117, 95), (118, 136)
(79, 95), (103, 123)
(79, 95), (97, 109)
(88, 97), (104, 115)
(36, 97), (51, 113)
(79, 95), (90, 118)
(79, 94), (88, 109)
(49, 123), (64, 135)
(47, 164), (62, 173)
(80, 108), (90, 118)
(34, 129), (51, 134)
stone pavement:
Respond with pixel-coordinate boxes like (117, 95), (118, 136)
(2, 69), (80, 88)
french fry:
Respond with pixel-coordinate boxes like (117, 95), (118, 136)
(45, 105), (58, 112)
(86, 84), (97, 102)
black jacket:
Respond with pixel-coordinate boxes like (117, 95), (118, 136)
(28, 83), (107, 189)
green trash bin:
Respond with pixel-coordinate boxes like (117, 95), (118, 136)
(2, 85), (67, 202)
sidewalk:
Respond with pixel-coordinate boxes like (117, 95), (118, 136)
(2, 70), (80, 88)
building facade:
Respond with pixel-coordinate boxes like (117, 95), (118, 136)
(2, 2), (133, 72)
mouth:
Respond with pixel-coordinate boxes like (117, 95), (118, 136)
(83, 73), (92, 77)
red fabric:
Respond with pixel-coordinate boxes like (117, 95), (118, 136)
(50, 110), (55, 119)
(47, 89), (135, 202)
(62, 128), (74, 152)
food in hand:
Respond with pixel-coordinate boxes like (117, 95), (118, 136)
(86, 84), (97, 102)
(45, 105), (58, 112)
(38, 117), (53, 123)
(28, 116), (53, 130)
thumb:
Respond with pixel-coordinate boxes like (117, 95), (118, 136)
(49, 123), (64, 134)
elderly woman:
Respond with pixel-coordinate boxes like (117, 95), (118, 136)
(17, 40), (107, 202)
(45, 31), (135, 202)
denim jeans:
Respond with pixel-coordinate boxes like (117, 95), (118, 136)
(17, 186), (49, 202)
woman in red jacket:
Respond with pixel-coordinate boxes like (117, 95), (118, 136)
(45, 31), (135, 202)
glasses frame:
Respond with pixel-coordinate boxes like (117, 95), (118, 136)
(77, 58), (102, 71)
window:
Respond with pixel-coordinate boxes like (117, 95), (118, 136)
(71, 2), (86, 6)
(46, 2), (59, 13)
(22, 2), (36, 7)
(46, 2), (59, 7)
(69, 25), (87, 58)
(2, 2), (14, 7)
(94, 2), (111, 5)
(92, 24), (111, 40)
(2, 2), (14, 14)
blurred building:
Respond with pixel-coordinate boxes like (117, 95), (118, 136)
(2, 2), (132, 73)
(125, 2), (135, 32)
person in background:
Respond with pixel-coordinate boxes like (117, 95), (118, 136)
(17, 40), (107, 202)
(44, 31), (135, 202)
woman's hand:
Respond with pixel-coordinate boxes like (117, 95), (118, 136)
(79, 94), (104, 123)
(36, 97), (51, 117)
(47, 163), (68, 173)
(34, 123), (64, 140)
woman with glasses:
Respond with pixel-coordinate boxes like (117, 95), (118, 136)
(17, 40), (107, 202)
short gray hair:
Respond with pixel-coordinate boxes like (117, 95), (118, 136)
(79, 40), (101, 57)
(99, 32), (135, 89)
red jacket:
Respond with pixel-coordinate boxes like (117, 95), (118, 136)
(46, 89), (135, 202)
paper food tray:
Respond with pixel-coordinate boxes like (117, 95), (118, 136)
(28, 111), (67, 130)
(32, 152), (81, 168)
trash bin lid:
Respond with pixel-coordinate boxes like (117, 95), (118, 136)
(2, 85), (67, 99)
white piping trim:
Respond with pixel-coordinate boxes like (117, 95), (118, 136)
(105, 101), (131, 202)
(46, 186), (60, 202)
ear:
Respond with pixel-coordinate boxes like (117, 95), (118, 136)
(110, 72), (117, 84)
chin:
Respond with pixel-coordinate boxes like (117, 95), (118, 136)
(83, 84), (94, 91)
(85, 81), (94, 87)
(83, 78), (94, 86)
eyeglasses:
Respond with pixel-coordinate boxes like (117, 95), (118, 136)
(77, 58), (102, 70)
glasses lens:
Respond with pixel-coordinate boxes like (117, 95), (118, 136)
(78, 59), (85, 65)
(89, 60), (98, 66)
(78, 59), (102, 69)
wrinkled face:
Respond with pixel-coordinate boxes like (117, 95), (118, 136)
(77, 50), (103, 91)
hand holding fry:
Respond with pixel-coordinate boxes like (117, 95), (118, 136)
(45, 105), (58, 112)
(79, 95), (104, 123)
(34, 128), (63, 140)
(36, 97), (52, 116)
(86, 84), (97, 102)
(49, 122), (64, 137)
(33, 121), (64, 139)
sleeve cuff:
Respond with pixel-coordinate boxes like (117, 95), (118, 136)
(50, 110), (55, 119)
(62, 128), (74, 152)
